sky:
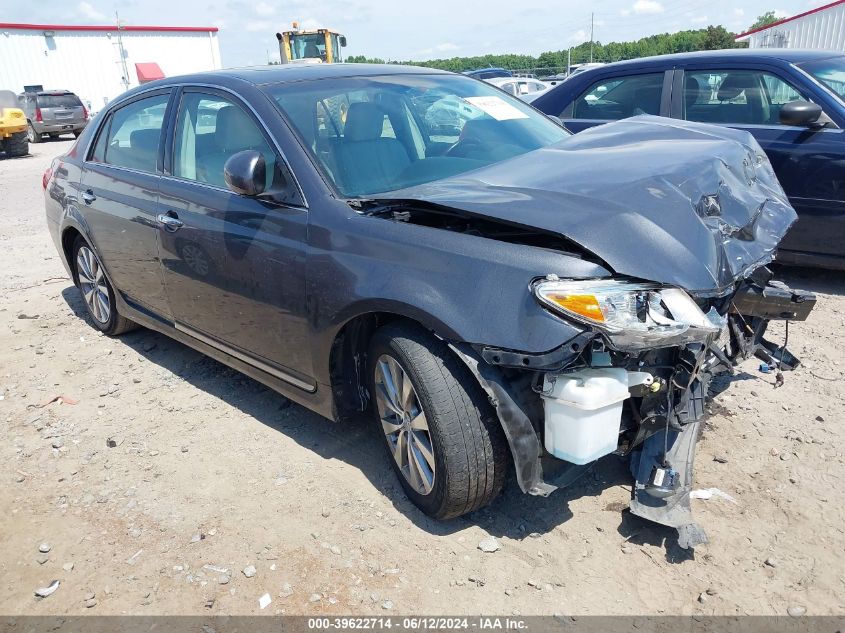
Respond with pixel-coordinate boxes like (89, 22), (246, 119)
(3, 0), (833, 67)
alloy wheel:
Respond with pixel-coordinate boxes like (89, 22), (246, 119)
(374, 354), (436, 495)
(76, 245), (111, 324)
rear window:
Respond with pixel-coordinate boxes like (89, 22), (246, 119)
(37, 94), (82, 108)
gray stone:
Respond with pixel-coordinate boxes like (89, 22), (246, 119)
(218, 575), (230, 585)
(85, 598), (98, 608)
(787, 606), (806, 617)
(382, 600), (394, 610)
(309, 593), (322, 603)
(38, 543), (51, 553)
(62, 562), (74, 571)
(764, 557), (778, 568)
(242, 565), (256, 578)
(84, 592), (95, 601)
(330, 545), (341, 555)
(279, 583), (294, 598)
(477, 536), (500, 553)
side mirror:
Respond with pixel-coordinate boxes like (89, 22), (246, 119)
(224, 150), (266, 196)
(779, 100), (823, 127)
(339, 35), (347, 47)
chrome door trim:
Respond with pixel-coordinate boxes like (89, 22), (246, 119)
(174, 322), (316, 393)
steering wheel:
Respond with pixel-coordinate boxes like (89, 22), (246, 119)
(445, 137), (486, 158)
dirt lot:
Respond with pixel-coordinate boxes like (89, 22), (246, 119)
(1, 140), (844, 617)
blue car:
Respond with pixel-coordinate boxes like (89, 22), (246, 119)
(463, 67), (512, 80)
(532, 49), (845, 270)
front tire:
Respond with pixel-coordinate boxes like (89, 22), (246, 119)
(368, 322), (509, 519)
(71, 236), (137, 335)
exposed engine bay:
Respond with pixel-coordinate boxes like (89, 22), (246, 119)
(459, 268), (815, 549)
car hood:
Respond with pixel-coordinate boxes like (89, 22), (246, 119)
(374, 115), (797, 293)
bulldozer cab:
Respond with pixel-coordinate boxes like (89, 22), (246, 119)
(276, 25), (346, 64)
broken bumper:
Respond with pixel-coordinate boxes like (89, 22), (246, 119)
(454, 272), (815, 548)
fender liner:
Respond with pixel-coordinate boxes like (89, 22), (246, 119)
(449, 343), (556, 497)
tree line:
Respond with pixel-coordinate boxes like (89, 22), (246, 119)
(345, 25), (746, 73)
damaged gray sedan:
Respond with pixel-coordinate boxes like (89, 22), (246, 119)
(44, 65), (814, 546)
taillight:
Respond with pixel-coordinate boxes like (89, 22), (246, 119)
(82, 105), (89, 120)
(35, 107), (43, 122)
(42, 167), (52, 190)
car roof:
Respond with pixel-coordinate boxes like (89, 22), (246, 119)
(579, 48), (844, 72)
(171, 63), (453, 86)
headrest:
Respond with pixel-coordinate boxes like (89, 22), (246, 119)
(215, 105), (265, 151)
(344, 102), (386, 141)
(685, 75), (703, 109)
(130, 128), (160, 152)
(717, 73), (756, 101)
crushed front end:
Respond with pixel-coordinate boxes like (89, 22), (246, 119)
(457, 268), (814, 549)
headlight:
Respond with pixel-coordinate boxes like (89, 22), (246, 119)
(534, 278), (724, 349)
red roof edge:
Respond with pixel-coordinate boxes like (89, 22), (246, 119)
(0, 22), (218, 33)
(735, 0), (845, 39)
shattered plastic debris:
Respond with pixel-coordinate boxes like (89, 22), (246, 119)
(31, 394), (79, 408)
(34, 580), (60, 598)
(690, 488), (738, 504)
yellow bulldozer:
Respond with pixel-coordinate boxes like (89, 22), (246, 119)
(0, 90), (28, 158)
(275, 23), (347, 64)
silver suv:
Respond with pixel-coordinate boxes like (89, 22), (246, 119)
(18, 90), (88, 143)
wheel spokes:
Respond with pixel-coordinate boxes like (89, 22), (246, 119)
(77, 246), (110, 324)
(375, 353), (436, 496)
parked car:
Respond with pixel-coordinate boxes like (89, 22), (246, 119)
(463, 67), (512, 80)
(486, 76), (550, 99)
(44, 64), (813, 547)
(18, 89), (89, 143)
(531, 49), (845, 270)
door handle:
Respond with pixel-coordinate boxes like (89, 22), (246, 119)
(156, 212), (184, 232)
(81, 190), (96, 205)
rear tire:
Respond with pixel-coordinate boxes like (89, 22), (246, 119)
(71, 236), (138, 336)
(27, 123), (42, 144)
(368, 322), (509, 520)
(6, 132), (28, 157)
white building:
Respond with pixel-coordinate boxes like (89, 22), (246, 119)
(735, 0), (845, 50)
(0, 22), (221, 111)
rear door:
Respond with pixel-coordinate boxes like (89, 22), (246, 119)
(676, 64), (845, 260)
(80, 89), (174, 318)
(559, 70), (672, 133)
(37, 92), (85, 129)
(156, 87), (314, 386)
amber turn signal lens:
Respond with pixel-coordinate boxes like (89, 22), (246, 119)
(543, 293), (605, 322)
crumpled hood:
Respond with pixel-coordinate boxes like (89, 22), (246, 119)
(376, 115), (797, 293)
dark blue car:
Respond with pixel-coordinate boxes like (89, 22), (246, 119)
(532, 49), (845, 269)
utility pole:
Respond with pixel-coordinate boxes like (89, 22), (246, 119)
(589, 12), (594, 63)
(115, 11), (130, 90)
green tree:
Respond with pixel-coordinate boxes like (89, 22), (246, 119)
(748, 11), (781, 31)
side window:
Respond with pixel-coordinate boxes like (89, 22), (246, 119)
(684, 70), (805, 125)
(571, 73), (663, 119)
(173, 92), (301, 205)
(89, 93), (169, 173)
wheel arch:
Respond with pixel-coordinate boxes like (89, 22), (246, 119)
(326, 306), (465, 423)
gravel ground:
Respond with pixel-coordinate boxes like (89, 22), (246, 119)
(1, 140), (844, 616)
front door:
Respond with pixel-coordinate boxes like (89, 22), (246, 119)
(560, 71), (670, 133)
(80, 90), (173, 317)
(156, 88), (314, 386)
(679, 67), (845, 260)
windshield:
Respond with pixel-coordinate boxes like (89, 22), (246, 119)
(265, 73), (569, 197)
(289, 33), (326, 61)
(800, 57), (845, 101)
